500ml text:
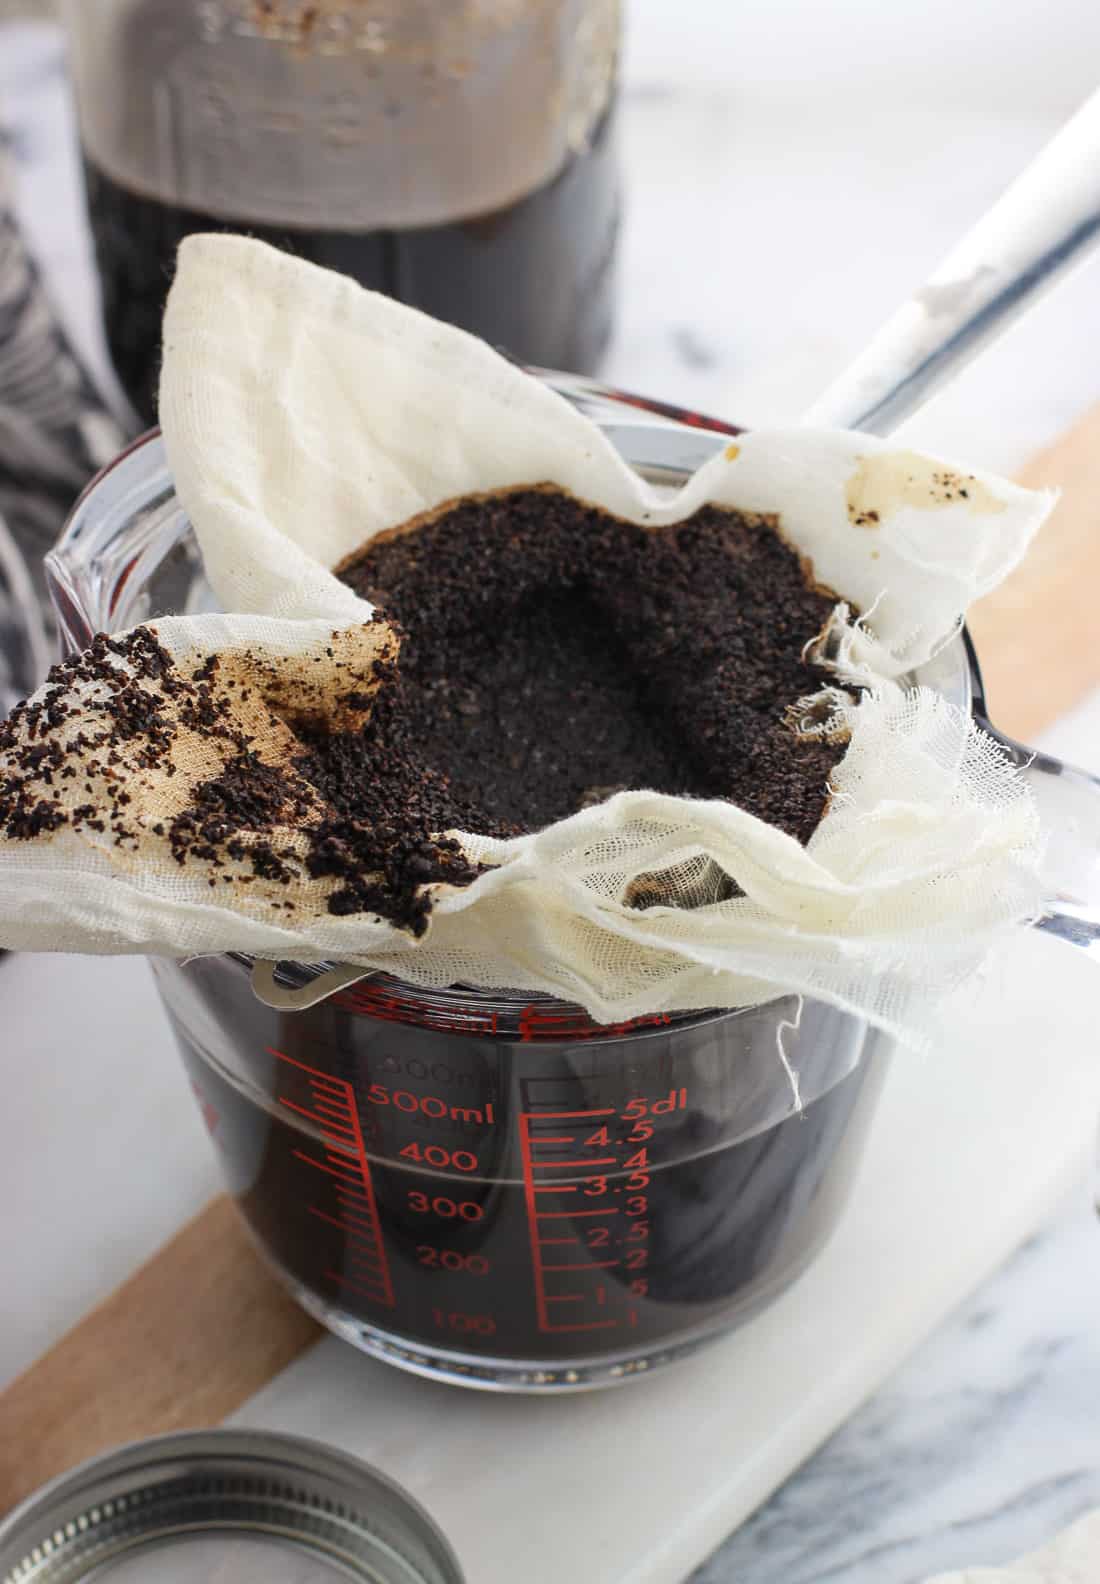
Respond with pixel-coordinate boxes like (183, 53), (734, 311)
(366, 1082), (496, 1126)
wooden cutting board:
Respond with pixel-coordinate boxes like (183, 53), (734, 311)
(968, 401), (1100, 739)
(2, 403), (1098, 1516)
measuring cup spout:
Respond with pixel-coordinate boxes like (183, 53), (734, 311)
(976, 713), (1100, 955)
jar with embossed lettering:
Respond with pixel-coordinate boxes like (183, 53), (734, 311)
(63, 0), (622, 424)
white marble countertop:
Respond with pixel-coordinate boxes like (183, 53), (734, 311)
(3, 10), (1100, 1582)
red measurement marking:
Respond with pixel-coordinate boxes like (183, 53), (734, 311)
(526, 1108), (615, 1120)
(530, 1137), (576, 1146)
(517, 1007), (672, 1042)
(267, 1048), (341, 1085)
(332, 984), (500, 1037)
(314, 1104), (357, 1129)
(348, 1251), (384, 1271)
(519, 1112), (550, 1331)
(520, 1108), (627, 1336)
(535, 1157), (618, 1168)
(333, 1203), (375, 1229)
(536, 1209), (613, 1219)
(273, 1048), (394, 1309)
(543, 1260), (619, 1271)
(308, 1208), (378, 1247)
(280, 1097), (355, 1138)
(309, 1079), (348, 1102)
(322, 1158), (359, 1177)
(328, 1270), (390, 1303)
(539, 1320), (619, 1334)
(292, 1150), (355, 1181)
(313, 1160), (362, 1188)
(324, 1146), (358, 1164)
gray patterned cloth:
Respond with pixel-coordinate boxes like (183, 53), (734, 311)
(0, 141), (125, 712)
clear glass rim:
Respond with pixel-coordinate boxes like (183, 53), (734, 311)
(221, 951), (736, 1038)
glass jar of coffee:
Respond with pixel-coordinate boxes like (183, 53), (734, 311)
(63, 0), (622, 424)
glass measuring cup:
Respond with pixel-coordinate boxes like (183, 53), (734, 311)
(45, 379), (1100, 1390)
(153, 959), (884, 1389)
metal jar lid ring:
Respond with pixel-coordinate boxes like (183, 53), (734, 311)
(0, 1429), (464, 1584)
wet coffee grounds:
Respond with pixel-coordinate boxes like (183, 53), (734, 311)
(325, 483), (846, 845)
(0, 488), (849, 936)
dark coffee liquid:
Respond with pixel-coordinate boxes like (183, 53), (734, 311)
(170, 972), (879, 1375)
(82, 104), (619, 426)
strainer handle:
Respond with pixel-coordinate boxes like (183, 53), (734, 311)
(976, 715), (1100, 955)
(804, 86), (1100, 436)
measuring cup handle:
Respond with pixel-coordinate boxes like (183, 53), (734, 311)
(977, 714), (1100, 953)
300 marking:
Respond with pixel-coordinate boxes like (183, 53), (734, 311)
(407, 1191), (484, 1221)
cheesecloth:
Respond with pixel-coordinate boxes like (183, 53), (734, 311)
(0, 236), (1053, 1038)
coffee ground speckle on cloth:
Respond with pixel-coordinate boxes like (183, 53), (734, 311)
(0, 487), (847, 936)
